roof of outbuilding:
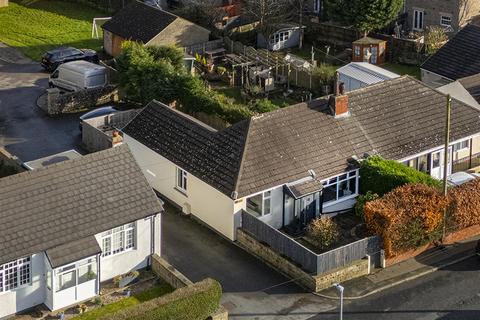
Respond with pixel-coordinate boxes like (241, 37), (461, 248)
(123, 76), (480, 199)
(421, 24), (480, 80)
(337, 62), (400, 86)
(102, 0), (178, 43)
(46, 236), (101, 268)
(0, 145), (163, 266)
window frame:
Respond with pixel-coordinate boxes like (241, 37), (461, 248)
(0, 257), (31, 293)
(440, 15), (452, 27)
(321, 170), (359, 205)
(176, 167), (188, 192)
(246, 190), (273, 217)
(55, 257), (97, 292)
(413, 9), (425, 31)
(453, 140), (470, 152)
(101, 222), (136, 258)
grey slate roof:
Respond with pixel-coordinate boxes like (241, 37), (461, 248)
(459, 74), (480, 104)
(0, 145), (163, 266)
(421, 24), (480, 80)
(102, 0), (177, 43)
(46, 236), (101, 268)
(123, 76), (480, 199)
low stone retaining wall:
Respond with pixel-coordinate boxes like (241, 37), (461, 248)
(386, 225), (480, 266)
(151, 254), (193, 289)
(237, 229), (369, 292)
(43, 85), (119, 115)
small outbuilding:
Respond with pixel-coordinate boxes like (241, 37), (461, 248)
(337, 62), (400, 92)
(352, 37), (387, 65)
(257, 23), (304, 51)
(102, 0), (211, 57)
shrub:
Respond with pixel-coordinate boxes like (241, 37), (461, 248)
(354, 191), (379, 219)
(100, 278), (222, 320)
(313, 63), (336, 85)
(360, 155), (441, 196)
(425, 26), (448, 55)
(249, 98), (279, 113)
(364, 183), (446, 257)
(306, 217), (340, 250)
(447, 178), (480, 231)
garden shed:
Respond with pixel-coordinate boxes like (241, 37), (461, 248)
(257, 23), (304, 51)
(337, 62), (399, 92)
(352, 37), (387, 65)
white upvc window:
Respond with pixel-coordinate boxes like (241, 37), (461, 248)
(101, 222), (136, 257)
(246, 190), (272, 217)
(313, 0), (320, 13)
(176, 167), (188, 192)
(413, 9), (425, 31)
(55, 257), (97, 292)
(322, 170), (358, 204)
(440, 15), (452, 27)
(453, 140), (470, 152)
(0, 257), (31, 292)
(270, 31), (290, 45)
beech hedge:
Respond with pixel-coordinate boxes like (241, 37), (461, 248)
(100, 278), (222, 320)
(360, 155), (441, 196)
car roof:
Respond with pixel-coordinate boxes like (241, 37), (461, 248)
(80, 106), (117, 120)
(47, 47), (78, 54)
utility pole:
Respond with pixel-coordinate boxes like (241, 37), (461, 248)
(442, 94), (452, 241)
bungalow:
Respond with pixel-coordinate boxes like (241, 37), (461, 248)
(0, 145), (163, 318)
(101, 0), (211, 57)
(122, 76), (480, 241)
(421, 24), (480, 87)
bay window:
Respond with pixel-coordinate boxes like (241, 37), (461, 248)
(322, 170), (358, 204)
(101, 222), (136, 257)
(0, 257), (31, 292)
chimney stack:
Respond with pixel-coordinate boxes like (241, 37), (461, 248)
(329, 72), (349, 117)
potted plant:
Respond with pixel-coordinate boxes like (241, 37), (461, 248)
(75, 303), (88, 314)
(113, 275), (123, 288)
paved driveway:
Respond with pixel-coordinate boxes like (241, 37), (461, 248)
(161, 203), (337, 319)
(0, 59), (83, 162)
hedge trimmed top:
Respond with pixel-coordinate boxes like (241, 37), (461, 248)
(360, 156), (441, 196)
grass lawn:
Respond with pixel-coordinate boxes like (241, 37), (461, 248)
(0, 0), (104, 61)
(383, 63), (421, 79)
(73, 283), (174, 320)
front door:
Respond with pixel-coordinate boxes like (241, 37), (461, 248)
(430, 148), (452, 179)
(300, 195), (316, 225)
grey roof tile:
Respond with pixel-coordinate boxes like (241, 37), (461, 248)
(0, 145), (163, 265)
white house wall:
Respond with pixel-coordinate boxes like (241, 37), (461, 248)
(0, 253), (46, 319)
(124, 135), (236, 240)
(96, 216), (155, 282)
(421, 69), (453, 88)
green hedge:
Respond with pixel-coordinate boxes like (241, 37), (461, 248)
(360, 155), (441, 196)
(99, 278), (222, 320)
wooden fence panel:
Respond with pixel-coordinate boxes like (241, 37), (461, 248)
(241, 211), (382, 275)
(241, 211), (318, 273)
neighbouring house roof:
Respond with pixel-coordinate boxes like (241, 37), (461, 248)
(123, 76), (480, 199)
(337, 62), (400, 85)
(102, 0), (178, 43)
(437, 80), (480, 109)
(0, 145), (163, 266)
(459, 73), (480, 105)
(46, 236), (101, 268)
(421, 24), (480, 80)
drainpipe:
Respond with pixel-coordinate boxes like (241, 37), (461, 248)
(97, 253), (101, 295)
(469, 137), (473, 169)
(282, 189), (286, 227)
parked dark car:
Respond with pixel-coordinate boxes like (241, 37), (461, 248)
(41, 47), (99, 71)
(79, 106), (118, 131)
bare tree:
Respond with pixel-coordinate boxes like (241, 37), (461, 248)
(243, 0), (290, 43)
(288, 0), (308, 48)
(176, 0), (226, 30)
(459, 0), (480, 27)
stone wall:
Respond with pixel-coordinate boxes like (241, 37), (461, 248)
(45, 85), (119, 116)
(237, 229), (370, 292)
(151, 254), (193, 289)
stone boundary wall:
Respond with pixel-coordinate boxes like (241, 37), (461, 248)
(386, 225), (480, 266)
(151, 255), (228, 320)
(45, 85), (119, 115)
(151, 254), (193, 289)
(237, 229), (369, 292)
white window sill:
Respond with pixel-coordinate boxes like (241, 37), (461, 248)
(101, 247), (135, 260)
(174, 187), (188, 197)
